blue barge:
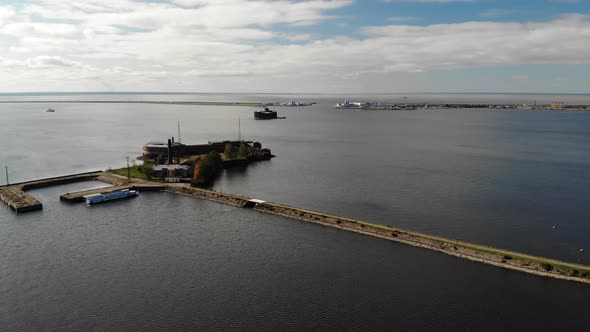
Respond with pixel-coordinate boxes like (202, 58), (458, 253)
(84, 189), (139, 205)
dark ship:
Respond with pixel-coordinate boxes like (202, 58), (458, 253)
(254, 107), (284, 120)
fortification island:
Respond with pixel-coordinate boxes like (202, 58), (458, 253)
(140, 138), (274, 187)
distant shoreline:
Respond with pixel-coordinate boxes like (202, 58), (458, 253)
(2, 100), (590, 111)
(1, 92), (590, 96)
(0, 100), (263, 107)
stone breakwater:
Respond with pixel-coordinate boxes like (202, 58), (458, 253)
(5, 170), (588, 285)
(168, 185), (590, 285)
(8, 170), (587, 283)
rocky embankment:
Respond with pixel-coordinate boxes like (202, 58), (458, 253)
(168, 185), (590, 284)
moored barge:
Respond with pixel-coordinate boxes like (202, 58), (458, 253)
(84, 189), (139, 205)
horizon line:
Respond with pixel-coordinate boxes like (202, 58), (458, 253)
(1, 91), (590, 96)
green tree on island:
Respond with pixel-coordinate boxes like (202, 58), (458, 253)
(224, 143), (237, 160)
(193, 150), (224, 187)
(238, 143), (250, 159)
(208, 150), (223, 170)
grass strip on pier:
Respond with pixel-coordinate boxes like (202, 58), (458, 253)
(167, 184), (590, 284)
(101, 170), (590, 284)
(110, 165), (153, 181)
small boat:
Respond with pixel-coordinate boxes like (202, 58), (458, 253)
(84, 189), (139, 205)
(46, 108), (55, 112)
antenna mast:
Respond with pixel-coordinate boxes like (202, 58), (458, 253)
(126, 156), (130, 183)
(177, 120), (182, 143)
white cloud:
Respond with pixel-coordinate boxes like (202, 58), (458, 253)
(0, 5), (16, 26)
(1, 22), (83, 39)
(0, 1), (590, 92)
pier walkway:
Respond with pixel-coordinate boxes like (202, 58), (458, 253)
(0, 186), (43, 213)
(0, 171), (165, 213)
(1, 169), (589, 284)
(60, 184), (166, 202)
(0, 171), (102, 213)
(168, 185), (590, 284)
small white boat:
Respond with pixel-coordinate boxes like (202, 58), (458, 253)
(46, 108), (55, 112)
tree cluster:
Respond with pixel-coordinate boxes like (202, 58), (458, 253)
(225, 143), (255, 160)
(192, 150), (223, 187)
(224, 143), (237, 160)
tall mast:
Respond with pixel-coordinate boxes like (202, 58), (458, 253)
(238, 116), (241, 141)
(177, 120), (182, 143)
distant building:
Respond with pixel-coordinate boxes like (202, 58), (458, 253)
(335, 100), (367, 109)
(143, 140), (252, 160)
(152, 164), (190, 178)
(551, 102), (566, 110)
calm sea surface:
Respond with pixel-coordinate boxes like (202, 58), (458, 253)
(1, 93), (590, 330)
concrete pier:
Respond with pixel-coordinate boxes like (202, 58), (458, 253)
(169, 185), (590, 284)
(0, 170), (167, 213)
(0, 171), (103, 213)
(60, 184), (166, 202)
(0, 186), (43, 213)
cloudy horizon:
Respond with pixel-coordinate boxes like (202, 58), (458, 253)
(1, 0), (589, 93)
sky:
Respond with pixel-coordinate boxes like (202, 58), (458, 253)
(0, 0), (589, 93)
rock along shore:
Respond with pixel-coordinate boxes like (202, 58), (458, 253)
(167, 185), (590, 285)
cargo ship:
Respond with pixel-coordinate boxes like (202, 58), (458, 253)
(84, 189), (139, 205)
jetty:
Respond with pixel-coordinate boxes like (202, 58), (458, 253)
(0, 186), (43, 213)
(60, 184), (165, 202)
(0, 171), (164, 213)
(169, 185), (590, 285)
(2, 169), (589, 284)
(0, 171), (102, 213)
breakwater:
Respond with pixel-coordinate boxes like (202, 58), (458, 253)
(169, 185), (590, 284)
(3, 170), (589, 284)
(0, 171), (103, 213)
(0, 171), (162, 212)
(60, 184), (166, 202)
